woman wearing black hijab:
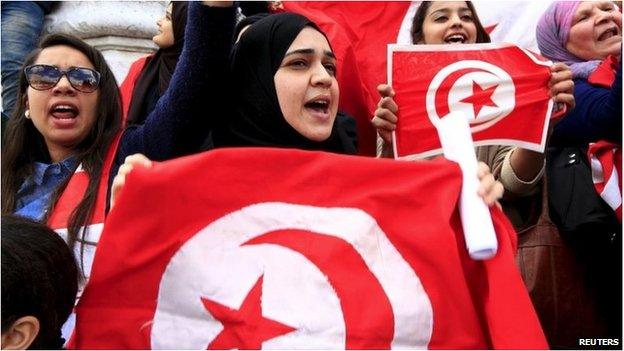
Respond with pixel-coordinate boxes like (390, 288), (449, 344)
(124, 1), (188, 126)
(229, 12), (358, 154)
(111, 11), (358, 203)
(214, 12), (357, 154)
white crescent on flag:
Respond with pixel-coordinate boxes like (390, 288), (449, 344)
(151, 202), (434, 349)
(425, 59), (516, 132)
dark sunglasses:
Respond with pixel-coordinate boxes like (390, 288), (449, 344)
(24, 64), (101, 93)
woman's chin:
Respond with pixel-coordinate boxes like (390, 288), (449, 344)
(152, 36), (168, 49)
(302, 130), (332, 143)
(608, 42), (622, 57)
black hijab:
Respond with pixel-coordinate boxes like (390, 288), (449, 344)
(218, 12), (357, 154)
(126, 1), (188, 125)
(234, 13), (270, 42)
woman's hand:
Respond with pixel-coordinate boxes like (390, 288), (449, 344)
(477, 162), (504, 207)
(549, 62), (575, 114)
(371, 84), (398, 157)
(110, 154), (153, 209)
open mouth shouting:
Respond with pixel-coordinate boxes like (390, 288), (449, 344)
(49, 101), (80, 127)
(444, 32), (468, 44)
(304, 95), (331, 120)
(597, 26), (621, 42)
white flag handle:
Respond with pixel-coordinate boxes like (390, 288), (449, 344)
(435, 112), (498, 260)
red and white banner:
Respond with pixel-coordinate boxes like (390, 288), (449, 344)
(73, 148), (546, 349)
(589, 142), (622, 221)
(47, 133), (121, 344)
(390, 44), (553, 159)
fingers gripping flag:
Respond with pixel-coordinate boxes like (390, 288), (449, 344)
(73, 148), (546, 349)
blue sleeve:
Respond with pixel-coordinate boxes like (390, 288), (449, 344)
(116, 3), (236, 163)
(551, 65), (622, 146)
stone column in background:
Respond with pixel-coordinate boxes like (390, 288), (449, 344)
(44, 1), (166, 83)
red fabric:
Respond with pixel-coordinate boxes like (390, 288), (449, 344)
(587, 55), (619, 88)
(282, 2), (410, 156)
(588, 141), (622, 222)
(391, 44), (552, 158)
(119, 55), (152, 127)
(73, 148), (546, 349)
(47, 133), (122, 230)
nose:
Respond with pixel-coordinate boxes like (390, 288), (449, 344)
(595, 6), (620, 26)
(310, 63), (333, 87)
(52, 75), (77, 96)
(450, 13), (463, 28)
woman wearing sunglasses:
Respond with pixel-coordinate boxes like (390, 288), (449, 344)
(2, 33), (119, 237)
(1, 1), (236, 281)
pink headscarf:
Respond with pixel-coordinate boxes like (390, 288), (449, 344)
(536, 1), (601, 79)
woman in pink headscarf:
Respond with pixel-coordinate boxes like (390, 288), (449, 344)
(537, 3), (622, 346)
(537, 1), (621, 146)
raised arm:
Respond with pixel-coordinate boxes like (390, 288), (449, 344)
(117, 1), (236, 161)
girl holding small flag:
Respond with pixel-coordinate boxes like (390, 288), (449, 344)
(372, 1), (576, 221)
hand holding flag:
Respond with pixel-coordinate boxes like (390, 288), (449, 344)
(74, 148), (546, 349)
(383, 44), (574, 159)
(110, 153), (152, 209)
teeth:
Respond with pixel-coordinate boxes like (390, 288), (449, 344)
(52, 104), (77, 116)
(308, 100), (328, 107)
(446, 34), (465, 43)
(600, 28), (618, 40)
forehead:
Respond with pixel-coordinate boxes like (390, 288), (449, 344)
(427, 1), (471, 14)
(34, 45), (95, 70)
(287, 27), (332, 52)
(577, 1), (611, 12)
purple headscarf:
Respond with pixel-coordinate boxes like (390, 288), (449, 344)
(536, 1), (601, 79)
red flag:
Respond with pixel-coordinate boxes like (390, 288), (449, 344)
(588, 141), (622, 221)
(119, 55), (150, 127)
(390, 44), (553, 159)
(48, 133), (122, 275)
(282, 2), (410, 156)
(73, 148), (545, 349)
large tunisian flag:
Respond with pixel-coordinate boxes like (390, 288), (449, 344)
(390, 44), (553, 159)
(73, 148), (546, 349)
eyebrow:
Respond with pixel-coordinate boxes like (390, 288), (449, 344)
(430, 7), (471, 15)
(283, 48), (336, 59)
(575, 8), (590, 19)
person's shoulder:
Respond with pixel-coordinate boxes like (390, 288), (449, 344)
(574, 77), (609, 96)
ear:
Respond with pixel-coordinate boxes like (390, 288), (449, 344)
(1, 316), (40, 350)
